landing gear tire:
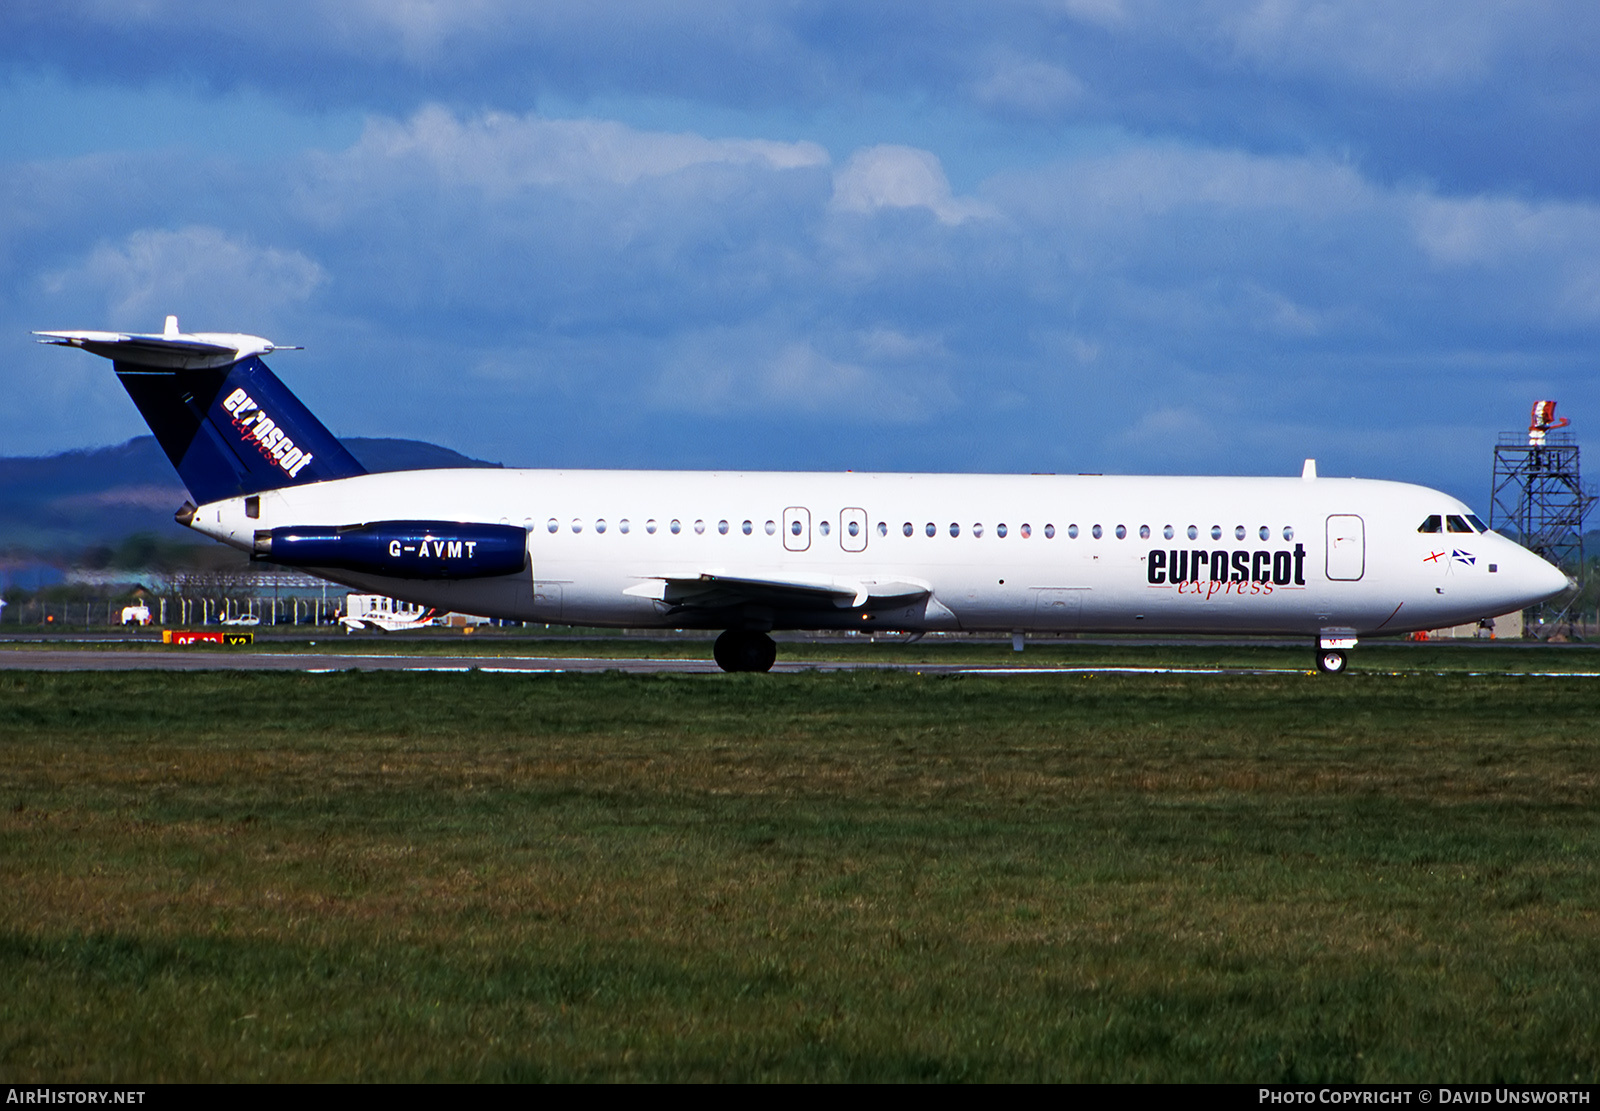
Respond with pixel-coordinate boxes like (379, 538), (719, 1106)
(713, 630), (778, 673)
(1316, 649), (1348, 675)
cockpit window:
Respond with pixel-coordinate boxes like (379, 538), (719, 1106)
(1466, 514), (1487, 532)
(1446, 514), (1472, 533)
(1417, 515), (1442, 533)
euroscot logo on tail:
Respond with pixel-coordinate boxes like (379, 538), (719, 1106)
(222, 387), (315, 478)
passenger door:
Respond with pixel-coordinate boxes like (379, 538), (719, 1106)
(1325, 515), (1365, 581)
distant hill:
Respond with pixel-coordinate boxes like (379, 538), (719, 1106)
(0, 436), (501, 553)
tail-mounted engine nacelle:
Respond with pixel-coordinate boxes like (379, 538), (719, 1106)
(254, 520), (528, 579)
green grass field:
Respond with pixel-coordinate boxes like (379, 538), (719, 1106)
(2, 661), (1598, 1081)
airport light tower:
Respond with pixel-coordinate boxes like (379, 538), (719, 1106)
(1490, 401), (1595, 632)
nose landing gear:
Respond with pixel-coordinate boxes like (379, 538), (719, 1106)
(1315, 633), (1357, 675)
(713, 629), (778, 673)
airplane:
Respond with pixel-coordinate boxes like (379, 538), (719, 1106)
(37, 317), (1571, 674)
(340, 593), (440, 633)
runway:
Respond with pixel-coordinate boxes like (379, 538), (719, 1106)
(2, 638), (1593, 677)
(0, 648), (721, 674)
(0, 647), (1309, 676)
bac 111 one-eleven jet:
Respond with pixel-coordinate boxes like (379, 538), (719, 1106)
(38, 318), (1570, 673)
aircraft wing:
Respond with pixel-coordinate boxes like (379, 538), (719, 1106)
(624, 572), (930, 613)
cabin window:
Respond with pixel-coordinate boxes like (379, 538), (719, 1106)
(1091, 524), (1102, 539)
(1139, 525), (1150, 539)
(742, 520), (753, 535)
(949, 523), (960, 537)
(791, 520), (802, 536)
(766, 520), (777, 535)
(996, 523), (1008, 538)
(1210, 525), (1222, 540)
(647, 519), (658, 534)
(819, 520), (831, 536)
(847, 520), (860, 537)
(1187, 525), (1198, 540)
(571, 519), (583, 533)
(903, 522), (914, 537)
(925, 522), (937, 537)
(1068, 524), (1079, 539)
(1283, 526), (1294, 541)
(718, 520), (729, 535)
(1259, 525), (1269, 541)
(1114, 525), (1125, 539)
(245, 496), (260, 519)
(1446, 514), (1472, 533)
(671, 520), (682, 534)
(547, 519), (558, 533)
(974, 523), (985, 538)
(620, 519), (630, 534)
(1417, 515), (1443, 533)
(694, 520), (706, 534)
(877, 522), (888, 537)
(1163, 524), (1174, 540)
(1235, 525), (1246, 541)
(1021, 524), (1032, 539)
(595, 519), (607, 534)
(1044, 524), (1056, 538)
(1466, 514), (1487, 532)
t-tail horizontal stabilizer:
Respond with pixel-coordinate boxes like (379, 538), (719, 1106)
(37, 316), (365, 505)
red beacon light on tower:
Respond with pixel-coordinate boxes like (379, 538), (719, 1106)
(1529, 400), (1569, 447)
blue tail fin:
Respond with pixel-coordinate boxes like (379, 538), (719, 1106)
(113, 354), (366, 504)
(37, 319), (366, 505)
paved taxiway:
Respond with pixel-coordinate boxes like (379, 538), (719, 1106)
(0, 648), (1309, 676)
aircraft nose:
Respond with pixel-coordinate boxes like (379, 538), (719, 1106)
(1516, 550), (1572, 606)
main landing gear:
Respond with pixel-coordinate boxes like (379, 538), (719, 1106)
(713, 629), (778, 673)
(1315, 648), (1349, 674)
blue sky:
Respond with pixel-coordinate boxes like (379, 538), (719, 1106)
(3, 1), (1597, 508)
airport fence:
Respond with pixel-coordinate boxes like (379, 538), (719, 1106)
(1, 569), (343, 628)
(1, 594), (343, 629)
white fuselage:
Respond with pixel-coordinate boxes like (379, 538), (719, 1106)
(187, 467), (1569, 638)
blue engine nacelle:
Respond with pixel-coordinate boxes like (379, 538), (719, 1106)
(255, 520), (528, 579)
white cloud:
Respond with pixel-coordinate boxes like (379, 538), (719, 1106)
(655, 334), (957, 423)
(1059, 0), (1128, 26)
(831, 145), (996, 225)
(41, 226), (325, 330)
(1117, 406), (1221, 456)
(857, 327), (947, 362)
(343, 105), (829, 195)
(1411, 194), (1600, 323)
(972, 57), (1085, 118)
(1411, 195), (1600, 267)
(3, 70), (1596, 493)
(1223, 0), (1506, 90)
(1008, 142), (1375, 222)
(342, 0), (510, 59)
